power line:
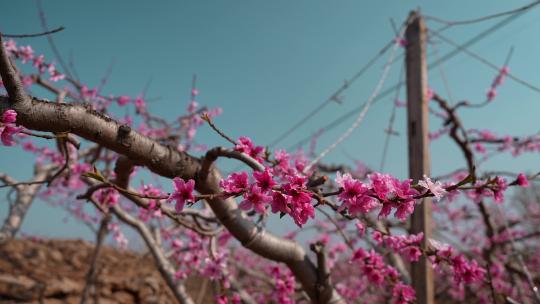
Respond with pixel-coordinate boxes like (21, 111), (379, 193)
(286, 10), (530, 152)
(424, 0), (540, 26)
(268, 39), (396, 148)
(305, 24), (406, 172)
(379, 64), (404, 172)
(430, 30), (540, 94)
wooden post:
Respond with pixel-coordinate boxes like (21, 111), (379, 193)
(405, 11), (434, 304)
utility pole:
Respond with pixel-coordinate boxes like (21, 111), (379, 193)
(405, 11), (434, 304)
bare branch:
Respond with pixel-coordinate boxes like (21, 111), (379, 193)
(0, 165), (55, 243)
(109, 203), (194, 304)
(3, 26), (65, 38)
(80, 215), (110, 304)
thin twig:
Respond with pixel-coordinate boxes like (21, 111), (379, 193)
(201, 114), (237, 145)
(2, 26), (65, 38)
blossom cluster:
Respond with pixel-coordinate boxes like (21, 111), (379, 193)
(2, 40), (65, 82)
(0, 109), (21, 146)
(487, 65), (509, 102)
(372, 230), (424, 262)
(335, 172), (422, 221)
(268, 266), (296, 304)
(430, 242), (486, 284)
(352, 247), (416, 303)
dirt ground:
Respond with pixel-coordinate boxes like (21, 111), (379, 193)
(0, 239), (213, 303)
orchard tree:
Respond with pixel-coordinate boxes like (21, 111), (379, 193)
(1, 8), (540, 304)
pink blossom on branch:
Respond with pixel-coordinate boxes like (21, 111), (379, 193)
(516, 173), (529, 187)
(234, 136), (265, 163)
(418, 174), (447, 201)
(167, 177), (196, 212)
(220, 171), (249, 194)
(253, 168), (276, 193)
(2, 109), (17, 124)
(1, 109), (22, 146)
(239, 184), (272, 214)
(117, 95), (131, 106)
(392, 282), (416, 304)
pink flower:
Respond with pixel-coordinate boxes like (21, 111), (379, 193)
(418, 175), (446, 201)
(81, 85), (97, 100)
(1, 125), (21, 146)
(290, 201), (314, 227)
(283, 176), (312, 207)
(487, 88), (497, 102)
(187, 100), (198, 113)
(1, 110), (22, 146)
(516, 173), (529, 187)
(19, 45), (34, 63)
(348, 196), (379, 215)
(47, 64), (65, 82)
(3, 40), (17, 53)
(393, 178), (418, 201)
(474, 143), (487, 154)
(253, 169), (276, 192)
(32, 55), (45, 70)
(493, 65), (509, 87)
(336, 174), (379, 215)
(239, 184), (271, 214)
(167, 178), (196, 212)
(335, 171), (377, 215)
(192, 88), (199, 96)
(220, 172), (249, 194)
(369, 172), (393, 200)
(117, 95), (131, 106)
(135, 95), (146, 113)
(274, 149), (290, 171)
(270, 190), (291, 214)
(392, 283), (416, 304)
(493, 176), (508, 203)
(452, 256), (486, 283)
(355, 221), (366, 236)
(372, 230), (383, 244)
(394, 200), (415, 221)
(234, 136), (265, 162)
(2, 110), (17, 124)
(95, 188), (119, 206)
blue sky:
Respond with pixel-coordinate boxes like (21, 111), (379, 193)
(1, 1), (540, 241)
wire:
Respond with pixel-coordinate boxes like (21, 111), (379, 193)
(268, 39), (396, 148)
(304, 23), (406, 172)
(379, 64), (404, 172)
(429, 38), (455, 105)
(424, 0), (540, 26)
(430, 30), (540, 94)
(286, 9), (530, 152)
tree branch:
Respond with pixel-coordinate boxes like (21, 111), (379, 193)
(0, 36), (344, 302)
(0, 165), (55, 243)
(80, 214), (110, 304)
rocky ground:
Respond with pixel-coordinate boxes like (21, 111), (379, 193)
(0, 239), (212, 303)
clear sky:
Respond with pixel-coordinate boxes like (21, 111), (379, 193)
(1, 1), (540, 242)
